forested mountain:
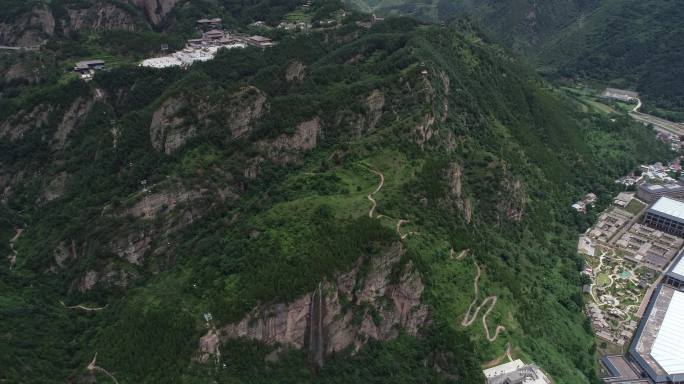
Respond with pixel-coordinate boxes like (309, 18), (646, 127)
(0, 1), (672, 383)
(345, 0), (598, 53)
(348, 0), (684, 119)
(535, 0), (684, 119)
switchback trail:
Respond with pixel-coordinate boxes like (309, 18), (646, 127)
(87, 353), (119, 384)
(461, 261), (505, 342)
(8, 228), (23, 270)
(461, 263), (483, 327)
(482, 297), (506, 342)
(366, 168), (384, 218)
(396, 219), (418, 240)
(365, 167), (416, 240)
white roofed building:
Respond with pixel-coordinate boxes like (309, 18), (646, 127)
(665, 249), (684, 290)
(483, 360), (552, 384)
(644, 197), (684, 237)
(630, 285), (684, 383)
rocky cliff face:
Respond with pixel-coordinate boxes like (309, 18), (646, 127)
(259, 117), (321, 164)
(63, 2), (139, 34)
(0, 104), (52, 141)
(150, 86), (268, 154)
(197, 243), (428, 366)
(0, 6), (54, 46)
(132, 0), (179, 26)
(0, 0), (174, 46)
(447, 163), (472, 223)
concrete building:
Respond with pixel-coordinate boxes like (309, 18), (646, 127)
(601, 88), (640, 103)
(600, 355), (650, 384)
(483, 360), (552, 384)
(665, 249), (684, 290)
(644, 197), (684, 237)
(629, 285), (684, 383)
(637, 183), (684, 204)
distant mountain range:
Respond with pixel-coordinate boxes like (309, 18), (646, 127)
(348, 0), (684, 118)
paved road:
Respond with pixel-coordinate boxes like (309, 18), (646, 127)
(629, 99), (684, 136)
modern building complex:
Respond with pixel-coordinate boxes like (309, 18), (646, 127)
(483, 360), (552, 384)
(637, 183), (684, 204)
(644, 197), (684, 238)
(601, 251), (684, 384)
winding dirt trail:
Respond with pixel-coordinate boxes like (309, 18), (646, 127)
(482, 297), (506, 342)
(8, 228), (23, 270)
(365, 167), (416, 240)
(461, 263), (483, 326)
(461, 262), (505, 342)
(60, 301), (107, 312)
(451, 248), (469, 260)
(367, 168), (384, 218)
(87, 353), (119, 384)
(396, 219), (419, 240)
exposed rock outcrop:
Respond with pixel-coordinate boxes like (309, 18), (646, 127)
(53, 240), (78, 269)
(414, 114), (436, 149)
(64, 2), (138, 33)
(259, 117), (321, 163)
(285, 61), (306, 82)
(446, 163), (472, 223)
(366, 90), (385, 130)
(226, 86), (269, 138)
(0, 6), (55, 46)
(109, 230), (152, 265)
(332, 90), (386, 137)
(0, 104), (51, 141)
(123, 188), (204, 220)
(150, 96), (195, 154)
(52, 97), (96, 150)
(197, 329), (221, 364)
(496, 172), (527, 223)
(150, 86), (268, 154)
(132, 0), (179, 25)
(197, 243), (429, 365)
(39, 171), (69, 204)
(75, 265), (137, 293)
(244, 157), (264, 179)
